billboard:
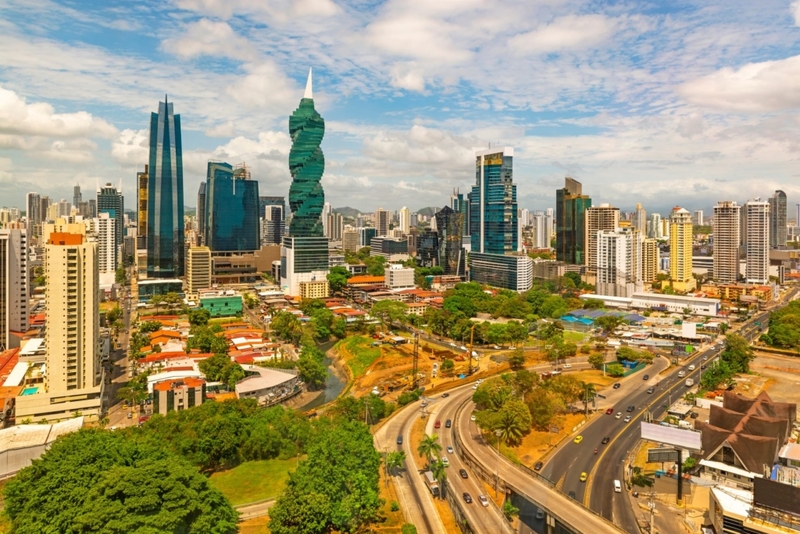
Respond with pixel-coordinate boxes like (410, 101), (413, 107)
(648, 447), (680, 463)
(753, 478), (800, 516)
(640, 422), (702, 451)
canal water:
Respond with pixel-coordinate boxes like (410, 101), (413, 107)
(300, 339), (347, 411)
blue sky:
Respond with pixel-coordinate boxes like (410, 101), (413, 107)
(2, 0), (800, 216)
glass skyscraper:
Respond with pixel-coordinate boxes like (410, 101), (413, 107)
(97, 183), (124, 253)
(470, 147), (517, 254)
(556, 177), (592, 265)
(147, 98), (184, 278)
(434, 206), (466, 276)
(203, 162), (260, 252)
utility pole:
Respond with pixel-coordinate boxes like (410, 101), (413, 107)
(495, 429), (502, 498)
(467, 324), (476, 375)
(411, 332), (419, 390)
(647, 491), (656, 534)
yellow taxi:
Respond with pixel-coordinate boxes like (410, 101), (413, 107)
(580, 472), (588, 482)
(573, 435), (583, 444)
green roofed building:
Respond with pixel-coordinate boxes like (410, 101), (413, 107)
(199, 292), (243, 317)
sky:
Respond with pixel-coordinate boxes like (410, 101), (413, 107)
(1, 0), (800, 216)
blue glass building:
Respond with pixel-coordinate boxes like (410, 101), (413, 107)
(147, 98), (184, 278)
(97, 182), (124, 254)
(203, 162), (260, 252)
(470, 147), (518, 254)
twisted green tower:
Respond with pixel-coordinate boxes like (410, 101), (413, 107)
(288, 68), (325, 237)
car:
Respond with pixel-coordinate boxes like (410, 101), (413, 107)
(535, 508), (545, 520)
(460, 346), (467, 351)
(702, 355), (708, 361)
(445, 419), (452, 428)
(509, 346), (516, 349)
(478, 494), (489, 507)
(627, 405), (635, 412)
(533, 461), (543, 471)
(493, 345), (501, 350)
(601, 436), (610, 444)
(563, 364), (572, 369)
(127, 412), (133, 419)
(700, 364), (707, 369)
(613, 383), (621, 389)
(447, 446), (454, 454)
(606, 407), (614, 415)
(643, 374), (650, 380)
(462, 492), (473, 504)
(647, 387), (654, 394)
(574, 435), (583, 444)
(441, 457), (449, 467)
(473, 384), (478, 390)
(441, 393), (450, 398)
(434, 420), (441, 429)
(471, 414), (476, 422)
(568, 491), (576, 500)
(397, 435), (403, 445)
(615, 412), (622, 419)
(690, 412), (699, 419)
(678, 371), (686, 378)
(459, 468), (468, 479)
(624, 415), (632, 423)
(450, 342), (456, 347)
(580, 472), (588, 482)
(688, 364), (696, 371)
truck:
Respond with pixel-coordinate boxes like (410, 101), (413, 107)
(685, 378), (695, 387)
(424, 471), (440, 496)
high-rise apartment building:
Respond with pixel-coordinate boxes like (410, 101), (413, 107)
(147, 97), (185, 279)
(196, 181), (206, 245)
(531, 211), (548, 248)
(326, 212), (343, 241)
(585, 203), (620, 272)
(642, 238), (659, 283)
(44, 232), (100, 393)
(87, 213), (117, 274)
(769, 190), (787, 248)
(595, 228), (643, 298)
(634, 203), (647, 235)
(669, 207), (695, 292)
(648, 213), (662, 239)
(321, 203), (332, 237)
(73, 185), (82, 208)
(470, 147), (517, 254)
(556, 177), (592, 264)
(745, 198), (770, 284)
(57, 199), (71, 218)
(203, 162), (260, 252)
(136, 165), (148, 249)
(282, 69), (329, 295)
(186, 246), (211, 294)
(97, 183), (124, 256)
(260, 196), (285, 246)
(375, 208), (390, 237)
(451, 189), (471, 238)
(26, 192), (41, 240)
(545, 208), (554, 240)
(342, 230), (360, 252)
(0, 228), (28, 350)
(712, 201), (741, 283)
(399, 206), (410, 234)
(693, 210), (704, 226)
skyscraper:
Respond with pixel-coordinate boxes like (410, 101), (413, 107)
(73, 185), (82, 210)
(326, 212), (343, 241)
(585, 203), (620, 273)
(451, 189), (471, 239)
(375, 208), (389, 236)
(26, 192), (41, 240)
(0, 228), (28, 350)
(187, 246), (211, 294)
(634, 203), (647, 235)
(136, 165), (148, 249)
(745, 198), (769, 284)
(203, 162), (260, 252)
(642, 238), (659, 283)
(595, 228), (643, 297)
(260, 196), (286, 246)
(669, 207), (695, 292)
(531, 211), (548, 248)
(281, 69), (329, 295)
(147, 97), (184, 279)
(97, 182), (124, 256)
(399, 206), (410, 234)
(321, 202), (332, 237)
(648, 213), (662, 239)
(87, 212), (117, 274)
(470, 147), (517, 254)
(556, 177), (591, 264)
(434, 205), (466, 276)
(769, 190), (787, 248)
(693, 210), (704, 226)
(712, 201), (741, 283)
(196, 181), (206, 245)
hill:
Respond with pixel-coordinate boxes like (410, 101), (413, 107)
(334, 206), (362, 218)
(415, 206), (440, 217)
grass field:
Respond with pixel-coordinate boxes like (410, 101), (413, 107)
(569, 369), (618, 389)
(340, 336), (382, 378)
(564, 330), (588, 343)
(239, 516), (270, 534)
(209, 458), (301, 506)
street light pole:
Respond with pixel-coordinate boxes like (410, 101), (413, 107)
(495, 429), (502, 499)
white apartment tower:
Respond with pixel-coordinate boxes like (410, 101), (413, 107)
(693, 210), (704, 226)
(744, 199), (770, 284)
(44, 232), (100, 393)
(585, 204), (620, 272)
(634, 203), (647, 235)
(712, 201), (741, 283)
(87, 213), (117, 274)
(595, 228), (643, 297)
(398, 207), (410, 234)
(0, 228), (28, 350)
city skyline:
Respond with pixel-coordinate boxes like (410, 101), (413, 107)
(1, 1), (800, 214)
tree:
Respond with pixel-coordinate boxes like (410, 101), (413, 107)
(430, 459), (447, 499)
(722, 333), (756, 373)
(606, 363), (626, 377)
(472, 379), (512, 411)
(440, 358), (455, 376)
(242, 292), (259, 309)
(296, 344), (327, 390)
(417, 434), (442, 466)
(493, 399), (532, 446)
(199, 354), (246, 389)
(189, 308), (211, 327)
(401, 524), (418, 534)
(508, 349), (526, 369)
(583, 298), (604, 310)
(186, 326), (229, 354)
(386, 451), (406, 476)
(512, 369), (538, 401)
(588, 353), (605, 370)
(683, 457), (698, 472)
(4, 429), (238, 534)
(327, 266), (351, 295)
(106, 306), (122, 325)
(526, 388), (560, 430)
(117, 386), (147, 408)
(271, 311), (303, 345)
(371, 300), (409, 328)
(115, 266), (127, 285)
(595, 314), (625, 335)
(630, 466), (653, 488)
(138, 320), (162, 333)
(502, 500), (520, 521)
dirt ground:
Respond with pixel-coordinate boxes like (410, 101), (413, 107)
(502, 413), (587, 467)
(751, 352), (800, 409)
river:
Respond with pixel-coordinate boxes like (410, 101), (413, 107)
(300, 339), (347, 411)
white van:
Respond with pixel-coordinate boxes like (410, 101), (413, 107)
(688, 364), (696, 371)
(614, 480), (622, 493)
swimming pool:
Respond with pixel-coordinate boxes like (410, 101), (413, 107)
(20, 387), (38, 396)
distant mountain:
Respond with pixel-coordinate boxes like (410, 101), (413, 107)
(334, 206), (361, 218)
(415, 206), (440, 217)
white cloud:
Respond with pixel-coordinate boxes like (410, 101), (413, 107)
(362, 125), (477, 167)
(365, 16), (472, 63)
(509, 15), (619, 54)
(44, 139), (97, 163)
(0, 86), (116, 138)
(161, 19), (258, 61)
(205, 121), (236, 138)
(111, 129), (148, 167)
(792, 1), (800, 26)
(225, 62), (299, 112)
(389, 63), (426, 92)
(678, 55), (800, 112)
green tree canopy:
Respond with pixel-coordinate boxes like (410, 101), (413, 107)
(4, 429), (238, 534)
(189, 308), (211, 327)
(327, 266), (351, 294)
(198, 353), (245, 389)
(186, 326), (229, 355)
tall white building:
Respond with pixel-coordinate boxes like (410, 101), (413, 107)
(0, 228), (28, 350)
(545, 208), (554, 241)
(634, 203), (647, 235)
(87, 213), (116, 274)
(693, 210), (704, 226)
(595, 228), (643, 297)
(744, 199), (770, 284)
(712, 201), (741, 283)
(531, 211), (548, 248)
(648, 213), (662, 239)
(326, 212), (343, 241)
(585, 204), (620, 272)
(321, 202), (332, 237)
(398, 206), (410, 234)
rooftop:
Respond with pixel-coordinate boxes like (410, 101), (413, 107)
(235, 366), (296, 395)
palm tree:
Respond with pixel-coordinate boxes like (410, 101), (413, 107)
(430, 458), (447, 499)
(386, 451), (406, 476)
(494, 408), (528, 446)
(417, 434), (442, 467)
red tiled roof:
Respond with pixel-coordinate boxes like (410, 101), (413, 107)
(348, 275), (385, 285)
(137, 352), (213, 364)
(153, 377), (205, 392)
